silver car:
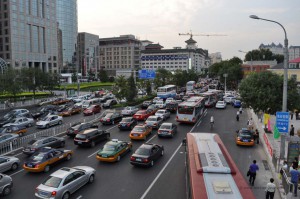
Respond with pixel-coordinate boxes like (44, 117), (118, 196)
(0, 174), (13, 196)
(35, 166), (96, 199)
(36, 115), (63, 129)
(0, 134), (19, 145)
(0, 155), (20, 172)
(3, 117), (34, 128)
(121, 106), (139, 116)
(145, 116), (163, 129)
(155, 109), (171, 121)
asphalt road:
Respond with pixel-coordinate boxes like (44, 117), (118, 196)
(3, 105), (276, 199)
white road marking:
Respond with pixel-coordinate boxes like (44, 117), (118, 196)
(106, 124), (118, 131)
(13, 152), (24, 157)
(10, 169), (24, 177)
(140, 143), (182, 199)
(76, 196), (82, 199)
(88, 149), (100, 158)
(146, 135), (157, 143)
(197, 120), (202, 127)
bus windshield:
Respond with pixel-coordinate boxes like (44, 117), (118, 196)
(178, 106), (194, 114)
(157, 88), (166, 92)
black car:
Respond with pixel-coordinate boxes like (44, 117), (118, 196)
(166, 101), (178, 113)
(141, 101), (152, 109)
(31, 105), (58, 119)
(100, 112), (122, 125)
(118, 117), (137, 130)
(22, 136), (66, 155)
(130, 143), (164, 167)
(102, 99), (117, 108)
(74, 129), (110, 147)
(66, 122), (93, 137)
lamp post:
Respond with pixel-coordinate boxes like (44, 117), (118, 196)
(250, 15), (289, 160)
(223, 73), (228, 93)
(239, 50), (253, 72)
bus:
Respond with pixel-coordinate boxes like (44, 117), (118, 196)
(176, 96), (206, 124)
(186, 81), (196, 92)
(184, 133), (255, 199)
(157, 85), (177, 100)
(199, 92), (218, 108)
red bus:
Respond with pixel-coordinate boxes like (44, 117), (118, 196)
(176, 97), (206, 124)
(199, 92), (218, 108)
(184, 133), (255, 199)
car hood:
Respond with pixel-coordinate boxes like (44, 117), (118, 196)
(36, 121), (49, 125)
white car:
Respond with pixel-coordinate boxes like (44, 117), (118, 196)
(165, 98), (174, 104)
(144, 116), (163, 129)
(121, 106), (139, 116)
(3, 117), (34, 128)
(155, 109), (171, 120)
(155, 101), (166, 109)
(152, 97), (162, 104)
(223, 95), (236, 104)
(36, 115), (63, 129)
(215, 101), (227, 109)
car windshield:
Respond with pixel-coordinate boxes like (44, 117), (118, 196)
(121, 118), (131, 122)
(147, 117), (157, 122)
(160, 125), (171, 129)
(105, 113), (113, 118)
(41, 117), (51, 121)
(31, 153), (45, 161)
(156, 110), (164, 114)
(133, 127), (145, 132)
(103, 144), (115, 151)
(42, 176), (62, 188)
(135, 148), (150, 156)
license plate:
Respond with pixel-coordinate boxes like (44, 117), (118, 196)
(133, 134), (138, 136)
(40, 191), (48, 196)
(77, 141), (82, 144)
(162, 131), (168, 134)
(184, 118), (188, 121)
(136, 158), (142, 162)
(102, 155), (107, 158)
(122, 124), (126, 126)
(243, 140), (248, 142)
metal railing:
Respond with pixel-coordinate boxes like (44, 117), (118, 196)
(282, 169), (294, 195)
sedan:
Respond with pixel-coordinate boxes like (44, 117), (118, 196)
(121, 106), (139, 116)
(0, 126), (27, 137)
(51, 98), (70, 105)
(158, 123), (177, 138)
(155, 101), (166, 109)
(155, 109), (171, 120)
(130, 143), (164, 167)
(66, 122), (93, 137)
(165, 98), (174, 104)
(22, 136), (65, 155)
(144, 116), (163, 129)
(36, 115), (63, 129)
(215, 101), (226, 109)
(133, 110), (154, 121)
(129, 125), (152, 140)
(0, 134), (19, 145)
(83, 105), (101, 116)
(35, 166), (95, 199)
(0, 174), (13, 196)
(118, 117), (137, 130)
(3, 117), (34, 128)
(96, 139), (132, 162)
(100, 112), (122, 125)
(59, 106), (81, 117)
(233, 100), (242, 108)
(0, 156), (20, 173)
(31, 105), (58, 119)
(102, 99), (117, 108)
(236, 129), (255, 146)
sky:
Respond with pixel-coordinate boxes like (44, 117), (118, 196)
(78, 0), (300, 60)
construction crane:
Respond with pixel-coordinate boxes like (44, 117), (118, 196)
(179, 31), (227, 39)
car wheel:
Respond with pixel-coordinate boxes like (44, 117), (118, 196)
(46, 124), (49, 129)
(60, 141), (65, 148)
(58, 121), (62, 125)
(117, 155), (121, 162)
(2, 186), (11, 196)
(90, 141), (95, 148)
(150, 160), (154, 167)
(66, 153), (72, 161)
(62, 192), (70, 199)
(161, 150), (164, 156)
(11, 163), (18, 171)
(44, 165), (50, 173)
(88, 174), (95, 184)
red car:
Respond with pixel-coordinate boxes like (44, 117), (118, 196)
(83, 104), (101, 116)
(133, 110), (155, 121)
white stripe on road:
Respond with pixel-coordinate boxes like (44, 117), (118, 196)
(146, 135), (157, 143)
(197, 120), (202, 127)
(140, 143), (182, 199)
(76, 196), (82, 199)
(10, 169), (24, 177)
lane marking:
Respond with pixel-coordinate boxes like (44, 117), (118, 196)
(140, 143), (182, 199)
(13, 152), (24, 157)
(10, 169), (24, 177)
(146, 135), (157, 143)
(88, 150), (100, 158)
(76, 196), (82, 199)
(190, 109), (207, 132)
(106, 124), (118, 131)
(197, 120), (202, 127)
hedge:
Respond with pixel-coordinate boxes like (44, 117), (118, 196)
(112, 95), (155, 108)
(58, 82), (114, 90)
(0, 92), (52, 101)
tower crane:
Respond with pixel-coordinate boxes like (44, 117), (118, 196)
(179, 31), (227, 39)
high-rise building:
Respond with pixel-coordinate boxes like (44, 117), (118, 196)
(0, 0), (59, 73)
(56, 0), (78, 71)
(209, 52), (222, 65)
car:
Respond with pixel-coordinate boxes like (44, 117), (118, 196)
(121, 106), (139, 116)
(102, 99), (118, 108)
(74, 101), (84, 108)
(146, 104), (158, 113)
(157, 123), (177, 137)
(100, 112), (122, 125)
(3, 117), (34, 128)
(32, 105), (58, 119)
(23, 147), (73, 173)
(133, 110), (154, 121)
(130, 143), (164, 167)
(141, 101), (152, 109)
(155, 109), (171, 120)
(182, 95), (189, 101)
(96, 139), (132, 162)
(120, 98), (127, 103)
(66, 122), (93, 137)
(0, 125), (27, 137)
(0, 174), (13, 196)
(144, 116), (163, 129)
(129, 125), (152, 140)
(165, 98), (174, 104)
(3, 109), (30, 119)
(35, 166), (96, 199)
(59, 106), (82, 117)
(0, 116), (16, 128)
(72, 96), (85, 103)
(152, 97), (161, 104)
(81, 99), (101, 109)
(66, 95), (78, 101)
(74, 129), (110, 147)
(155, 101), (166, 109)
(236, 128), (255, 146)
(223, 95), (236, 104)
(215, 101), (227, 109)
(22, 136), (66, 155)
(165, 101), (178, 113)
(0, 134), (19, 145)
(83, 104), (101, 116)
(56, 104), (69, 113)
(38, 99), (55, 106)
(36, 115), (63, 129)
(233, 100), (242, 108)
(118, 117), (138, 130)
(0, 155), (20, 173)
(52, 98), (70, 105)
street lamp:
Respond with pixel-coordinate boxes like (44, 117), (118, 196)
(223, 73), (228, 93)
(239, 50), (253, 72)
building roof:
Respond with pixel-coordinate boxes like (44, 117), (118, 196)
(145, 43), (164, 50)
(141, 48), (206, 55)
(289, 57), (300, 63)
(270, 62), (284, 69)
(185, 37), (197, 44)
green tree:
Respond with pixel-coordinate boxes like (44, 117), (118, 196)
(113, 75), (128, 101)
(245, 49), (284, 63)
(154, 69), (172, 88)
(71, 71), (77, 83)
(99, 69), (109, 82)
(4, 68), (23, 97)
(145, 80), (152, 95)
(126, 74), (137, 102)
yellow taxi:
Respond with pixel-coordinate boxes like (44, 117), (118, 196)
(236, 128), (255, 146)
(129, 125), (152, 140)
(96, 139), (132, 162)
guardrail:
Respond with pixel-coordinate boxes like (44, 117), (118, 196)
(282, 169), (294, 195)
(0, 97), (58, 110)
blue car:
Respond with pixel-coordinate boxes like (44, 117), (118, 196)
(233, 100), (241, 108)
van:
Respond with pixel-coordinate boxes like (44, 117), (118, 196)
(82, 99), (101, 109)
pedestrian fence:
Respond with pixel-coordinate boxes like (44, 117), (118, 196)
(281, 169), (294, 195)
(0, 97), (57, 110)
(0, 112), (103, 155)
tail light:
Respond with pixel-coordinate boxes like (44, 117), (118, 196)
(127, 123), (131, 127)
(251, 139), (254, 142)
(143, 158), (149, 163)
(176, 116), (178, 119)
(158, 130), (161, 133)
(107, 118), (110, 122)
(130, 156), (135, 161)
(100, 118), (103, 122)
(51, 191), (57, 196)
(35, 188), (39, 193)
(35, 164), (39, 168)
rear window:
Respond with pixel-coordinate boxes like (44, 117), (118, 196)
(160, 125), (171, 129)
(135, 148), (150, 156)
(133, 127), (145, 132)
(75, 134), (87, 139)
(122, 118), (131, 122)
(42, 176), (62, 188)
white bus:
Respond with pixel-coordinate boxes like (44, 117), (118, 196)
(186, 81), (196, 92)
(176, 96), (206, 124)
(157, 85), (177, 100)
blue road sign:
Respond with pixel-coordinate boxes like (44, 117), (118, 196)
(276, 112), (289, 133)
(138, 70), (155, 79)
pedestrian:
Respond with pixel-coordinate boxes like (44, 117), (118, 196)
(290, 165), (300, 197)
(290, 124), (295, 136)
(254, 129), (259, 144)
(248, 160), (259, 186)
(236, 111), (239, 121)
(292, 157), (298, 169)
(290, 110), (294, 120)
(265, 178), (276, 199)
(247, 118), (253, 130)
(239, 107), (243, 114)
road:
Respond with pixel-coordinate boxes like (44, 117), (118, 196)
(3, 105), (277, 199)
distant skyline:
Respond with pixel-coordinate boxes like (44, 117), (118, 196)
(78, 0), (300, 60)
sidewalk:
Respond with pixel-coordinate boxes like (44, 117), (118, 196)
(249, 109), (300, 199)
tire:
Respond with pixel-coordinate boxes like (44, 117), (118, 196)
(44, 165), (50, 173)
(2, 186), (11, 196)
(66, 153), (72, 161)
(90, 141), (95, 148)
(58, 120), (62, 125)
(150, 160), (154, 167)
(11, 163), (18, 171)
(60, 141), (65, 148)
(88, 174), (95, 184)
(161, 150), (164, 156)
(62, 192), (70, 199)
(117, 155), (121, 162)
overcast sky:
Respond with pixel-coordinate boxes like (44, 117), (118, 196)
(78, 0), (300, 60)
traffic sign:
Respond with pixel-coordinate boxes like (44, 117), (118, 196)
(138, 70), (156, 79)
(276, 112), (289, 133)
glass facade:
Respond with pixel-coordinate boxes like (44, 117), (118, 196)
(56, 0), (78, 67)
